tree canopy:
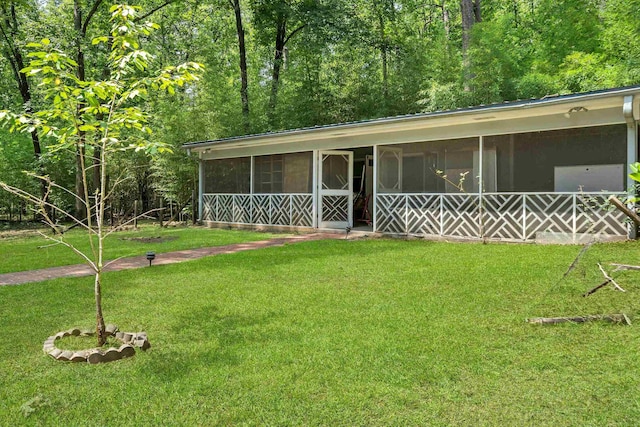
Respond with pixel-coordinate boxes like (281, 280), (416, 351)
(1, 0), (638, 214)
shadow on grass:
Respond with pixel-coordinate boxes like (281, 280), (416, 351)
(144, 305), (280, 382)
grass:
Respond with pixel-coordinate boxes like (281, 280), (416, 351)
(1, 237), (640, 425)
(0, 224), (277, 273)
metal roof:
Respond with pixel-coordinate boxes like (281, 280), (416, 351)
(182, 85), (640, 150)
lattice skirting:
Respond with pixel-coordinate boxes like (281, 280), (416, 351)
(202, 194), (313, 227)
(376, 193), (627, 241)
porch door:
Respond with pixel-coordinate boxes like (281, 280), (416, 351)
(318, 150), (353, 229)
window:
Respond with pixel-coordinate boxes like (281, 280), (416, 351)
(253, 152), (313, 193)
(203, 157), (250, 194)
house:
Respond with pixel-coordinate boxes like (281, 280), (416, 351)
(183, 86), (640, 242)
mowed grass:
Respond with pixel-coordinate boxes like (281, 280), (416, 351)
(1, 238), (640, 425)
(0, 225), (277, 273)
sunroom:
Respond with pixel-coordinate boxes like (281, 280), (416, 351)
(184, 86), (640, 242)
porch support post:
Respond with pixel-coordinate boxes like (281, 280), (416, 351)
(373, 145), (378, 232)
(198, 155), (204, 222)
(312, 150), (318, 228)
(624, 95), (638, 239)
(478, 136), (484, 239)
(250, 156), (254, 224)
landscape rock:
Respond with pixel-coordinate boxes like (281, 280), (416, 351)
(57, 350), (74, 361)
(87, 350), (104, 364)
(48, 348), (63, 359)
(70, 352), (86, 362)
(119, 344), (135, 359)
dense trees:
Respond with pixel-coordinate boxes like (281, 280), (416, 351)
(1, 0), (639, 217)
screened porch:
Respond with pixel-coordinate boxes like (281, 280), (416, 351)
(375, 124), (629, 240)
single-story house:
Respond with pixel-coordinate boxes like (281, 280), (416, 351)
(183, 85), (640, 242)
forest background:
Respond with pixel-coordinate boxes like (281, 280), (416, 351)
(1, 0), (639, 220)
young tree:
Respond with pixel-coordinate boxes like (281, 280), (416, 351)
(0, 4), (202, 347)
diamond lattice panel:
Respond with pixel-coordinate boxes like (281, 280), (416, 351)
(233, 195), (252, 224)
(483, 194), (524, 240)
(217, 195), (232, 223)
(252, 195), (270, 225)
(291, 195), (313, 227)
(576, 194), (627, 235)
(202, 194), (216, 222)
(376, 195), (406, 233)
(322, 195), (348, 223)
(441, 194), (480, 238)
(406, 195), (440, 235)
(272, 195), (290, 225)
(525, 194), (573, 239)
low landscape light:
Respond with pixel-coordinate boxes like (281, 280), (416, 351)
(146, 251), (156, 266)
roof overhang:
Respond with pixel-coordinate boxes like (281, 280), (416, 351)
(184, 86), (640, 160)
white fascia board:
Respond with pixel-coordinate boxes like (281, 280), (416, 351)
(198, 96), (630, 156)
(200, 106), (625, 160)
(190, 90), (637, 154)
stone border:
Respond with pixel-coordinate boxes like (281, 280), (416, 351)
(42, 324), (151, 364)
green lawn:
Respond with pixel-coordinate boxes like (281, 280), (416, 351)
(1, 238), (640, 425)
(0, 225), (277, 273)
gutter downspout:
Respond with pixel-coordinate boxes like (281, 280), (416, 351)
(623, 95), (638, 239)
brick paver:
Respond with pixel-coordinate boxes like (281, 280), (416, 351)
(0, 232), (343, 286)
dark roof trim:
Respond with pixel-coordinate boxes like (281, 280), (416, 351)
(183, 85), (640, 149)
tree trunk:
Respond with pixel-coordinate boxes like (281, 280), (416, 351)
(74, 0), (88, 220)
(442, 2), (450, 38)
(378, 11), (389, 108)
(460, 0), (481, 92)
(0, 4), (47, 204)
(268, 17), (287, 129)
(94, 271), (107, 345)
(231, 0), (250, 134)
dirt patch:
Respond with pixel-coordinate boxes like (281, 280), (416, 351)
(120, 236), (179, 244)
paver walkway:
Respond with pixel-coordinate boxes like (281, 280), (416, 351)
(0, 232), (343, 286)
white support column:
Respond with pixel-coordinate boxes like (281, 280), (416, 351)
(624, 95), (638, 239)
(372, 145), (378, 232)
(198, 156), (204, 222)
(312, 149), (318, 229)
(249, 156), (254, 224)
(478, 136), (484, 238)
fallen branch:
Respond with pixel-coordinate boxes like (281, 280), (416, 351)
(527, 314), (631, 325)
(582, 279), (613, 297)
(598, 263), (626, 292)
(608, 195), (640, 225)
(611, 263), (640, 271)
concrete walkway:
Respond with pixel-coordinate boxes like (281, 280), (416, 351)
(0, 233), (343, 286)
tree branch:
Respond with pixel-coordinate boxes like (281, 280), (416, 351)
(283, 24), (306, 46)
(82, 0), (104, 36)
(135, 0), (177, 22)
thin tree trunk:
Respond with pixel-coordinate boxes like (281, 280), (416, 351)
(442, 2), (450, 38)
(378, 12), (389, 107)
(268, 17), (286, 128)
(0, 4), (47, 203)
(74, 0), (88, 219)
(460, 0), (481, 92)
(230, 0), (250, 134)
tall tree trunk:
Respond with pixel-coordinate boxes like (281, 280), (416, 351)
(442, 2), (450, 38)
(74, 0), (88, 220)
(378, 12), (389, 108)
(0, 3), (47, 203)
(268, 17), (286, 129)
(230, 0), (250, 134)
(460, 0), (481, 92)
